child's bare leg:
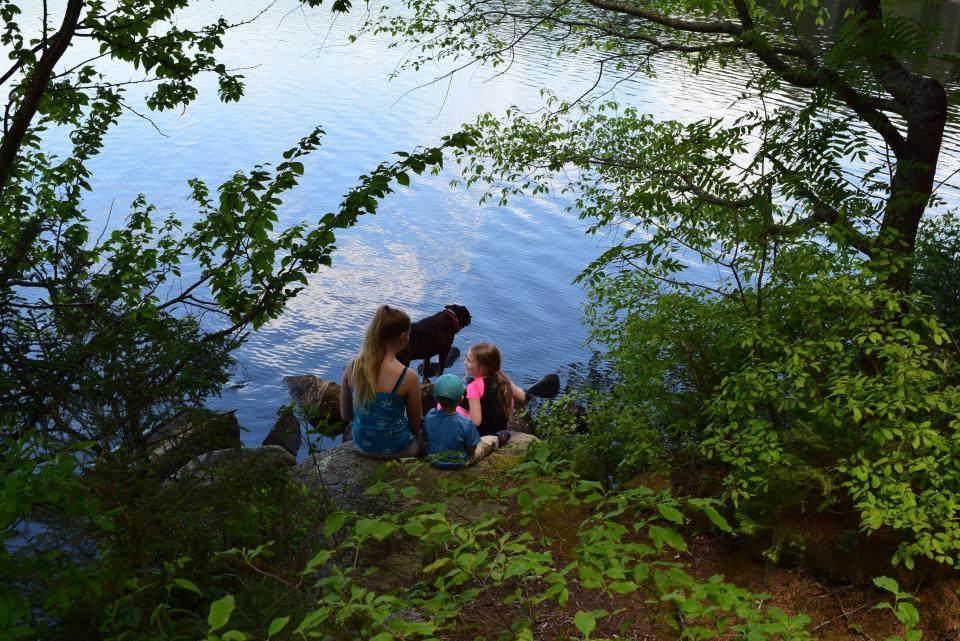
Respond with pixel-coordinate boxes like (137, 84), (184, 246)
(466, 435), (499, 466)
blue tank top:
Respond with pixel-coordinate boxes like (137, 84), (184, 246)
(351, 366), (412, 454)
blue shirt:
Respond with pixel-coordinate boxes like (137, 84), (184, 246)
(424, 408), (480, 469)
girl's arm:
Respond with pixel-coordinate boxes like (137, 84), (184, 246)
(467, 398), (482, 427)
(402, 370), (423, 435)
(339, 363), (353, 423)
(506, 374), (526, 403)
(465, 378), (483, 426)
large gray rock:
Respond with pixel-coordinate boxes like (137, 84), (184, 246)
(293, 432), (539, 594)
(146, 409), (242, 478)
(285, 375), (342, 425)
(262, 411), (302, 457)
(286, 375), (533, 439)
(175, 445), (297, 484)
(293, 432), (539, 515)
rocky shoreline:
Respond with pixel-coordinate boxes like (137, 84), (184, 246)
(146, 376), (538, 490)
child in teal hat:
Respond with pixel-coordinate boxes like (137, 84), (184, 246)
(425, 373), (504, 468)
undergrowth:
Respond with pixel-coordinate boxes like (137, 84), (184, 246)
(184, 442), (921, 641)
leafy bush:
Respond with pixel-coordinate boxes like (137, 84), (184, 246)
(913, 211), (960, 333)
(578, 251), (960, 568)
(585, 272), (754, 457)
(88, 455), (329, 641)
(194, 449), (920, 641)
(1, 432), (329, 641)
(1, 433), (108, 641)
(701, 272), (960, 567)
(533, 391), (664, 485)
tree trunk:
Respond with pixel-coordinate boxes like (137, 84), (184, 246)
(877, 75), (947, 293)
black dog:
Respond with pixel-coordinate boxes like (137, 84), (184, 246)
(397, 304), (471, 378)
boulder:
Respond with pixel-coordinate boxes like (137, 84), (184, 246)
(285, 375), (342, 426)
(286, 376), (532, 439)
(262, 411), (302, 457)
(175, 445), (297, 485)
(293, 432), (539, 516)
(146, 409), (242, 478)
(293, 432), (539, 594)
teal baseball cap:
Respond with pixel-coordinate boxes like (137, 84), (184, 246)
(433, 373), (465, 406)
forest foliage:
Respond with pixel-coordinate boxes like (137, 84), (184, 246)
(356, 0), (960, 569)
(2, 0), (960, 638)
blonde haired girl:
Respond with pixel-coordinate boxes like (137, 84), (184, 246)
(340, 305), (424, 458)
(459, 342), (525, 436)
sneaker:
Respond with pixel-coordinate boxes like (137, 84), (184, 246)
(496, 430), (511, 447)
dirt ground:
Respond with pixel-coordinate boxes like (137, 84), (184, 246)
(441, 499), (960, 641)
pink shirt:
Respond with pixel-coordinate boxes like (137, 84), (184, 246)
(453, 377), (486, 417)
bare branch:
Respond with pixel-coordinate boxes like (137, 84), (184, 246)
(585, 0), (743, 35)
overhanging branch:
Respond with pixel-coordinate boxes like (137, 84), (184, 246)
(0, 0), (84, 198)
(585, 0), (743, 35)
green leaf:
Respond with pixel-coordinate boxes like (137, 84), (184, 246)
(303, 549), (332, 574)
(657, 503), (685, 525)
(517, 491), (532, 510)
(574, 611), (597, 638)
(324, 512), (348, 538)
(608, 581), (638, 594)
(267, 616), (290, 638)
(403, 521), (426, 536)
(697, 504), (733, 533)
(873, 576), (899, 595)
(531, 482), (563, 498)
(173, 578), (201, 595)
(422, 557), (449, 573)
(207, 595), (235, 631)
(648, 525), (687, 551)
(896, 602), (920, 628)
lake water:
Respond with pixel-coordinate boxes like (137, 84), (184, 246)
(29, 0), (960, 449)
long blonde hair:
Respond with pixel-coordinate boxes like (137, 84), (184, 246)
(352, 305), (411, 407)
(468, 342), (513, 418)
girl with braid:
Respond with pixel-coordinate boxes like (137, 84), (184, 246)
(458, 342), (525, 437)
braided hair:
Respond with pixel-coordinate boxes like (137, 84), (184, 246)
(467, 342), (512, 419)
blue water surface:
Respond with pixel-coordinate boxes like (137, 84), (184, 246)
(26, 0), (960, 447)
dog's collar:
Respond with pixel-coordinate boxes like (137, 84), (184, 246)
(443, 308), (461, 332)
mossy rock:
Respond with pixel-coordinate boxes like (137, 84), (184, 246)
(293, 433), (538, 593)
(294, 432), (536, 516)
(146, 408), (242, 478)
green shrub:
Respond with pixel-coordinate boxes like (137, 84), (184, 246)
(533, 391), (665, 485)
(582, 249), (960, 568)
(1, 433), (109, 641)
(2, 440), (329, 641)
(913, 211), (960, 333)
(700, 272), (960, 566)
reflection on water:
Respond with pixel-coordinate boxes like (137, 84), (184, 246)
(22, 0), (960, 445)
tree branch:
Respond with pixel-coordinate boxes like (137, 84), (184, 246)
(0, 0), (84, 197)
(585, 0), (743, 35)
(764, 158), (877, 257)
